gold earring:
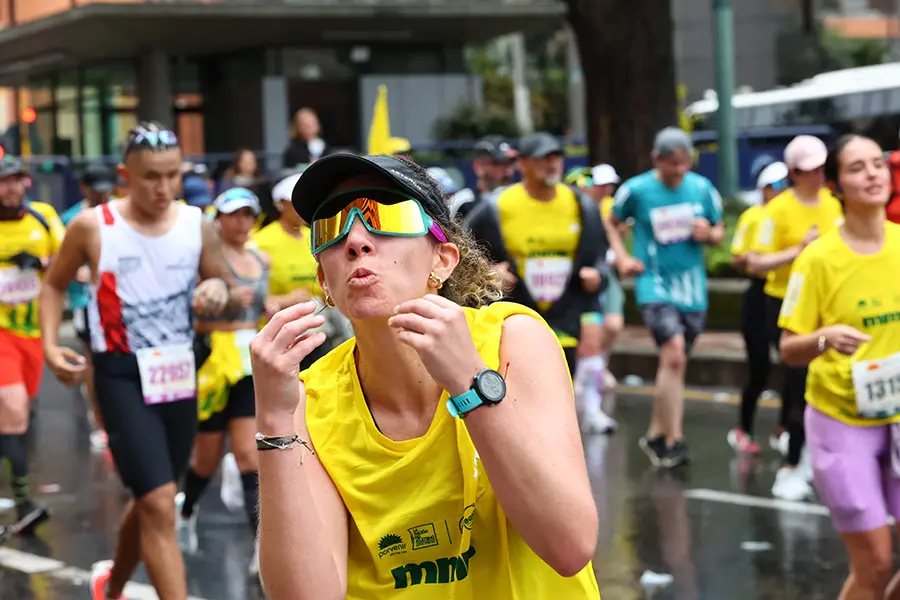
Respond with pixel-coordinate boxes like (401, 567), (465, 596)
(428, 272), (444, 290)
(324, 292), (335, 307)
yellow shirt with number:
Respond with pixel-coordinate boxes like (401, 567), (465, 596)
(0, 202), (65, 338)
(249, 222), (321, 303)
(778, 224), (900, 426)
(496, 183), (581, 347)
(301, 301), (600, 599)
(751, 188), (843, 299)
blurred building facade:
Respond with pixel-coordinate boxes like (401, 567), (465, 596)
(0, 0), (562, 160)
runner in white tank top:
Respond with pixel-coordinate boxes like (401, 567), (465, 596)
(38, 121), (241, 600)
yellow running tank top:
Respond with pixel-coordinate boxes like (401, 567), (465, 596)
(301, 301), (600, 599)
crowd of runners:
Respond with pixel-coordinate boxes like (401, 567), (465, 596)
(0, 117), (899, 598)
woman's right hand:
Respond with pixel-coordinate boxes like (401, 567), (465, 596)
(821, 324), (871, 355)
(250, 302), (327, 423)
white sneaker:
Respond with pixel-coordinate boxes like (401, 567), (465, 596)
(174, 492), (199, 554)
(798, 446), (814, 483)
(770, 431), (789, 457)
(89, 429), (108, 452)
(771, 466), (813, 501)
(583, 409), (617, 435)
(249, 537), (260, 577)
(601, 369), (618, 391)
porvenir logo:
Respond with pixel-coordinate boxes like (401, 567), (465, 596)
(378, 533), (408, 558)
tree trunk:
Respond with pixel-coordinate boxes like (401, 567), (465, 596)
(564, 0), (678, 178)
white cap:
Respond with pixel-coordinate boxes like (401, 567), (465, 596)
(591, 164), (620, 186)
(756, 161), (789, 190)
(784, 135), (827, 171)
(272, 173), (302, 207)
(213, 187), (261, 215)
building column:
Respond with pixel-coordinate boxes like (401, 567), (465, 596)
(136, 47), (172, 127)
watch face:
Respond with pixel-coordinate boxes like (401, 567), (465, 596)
(478, 370), (506, 403)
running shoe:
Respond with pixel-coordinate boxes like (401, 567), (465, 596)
(174, 492), (199, 554)
(639, 435), (667, 467)
(769, 429), (789, 457)
(771, 466), (813, 501)
(582, 409), (618, 435)
(12, 500), (50, 536)
(91, 560), (127, 600)
(90, 429), (109, 452)
(727, 427), (761, 455)
(661, 440), (690, 468)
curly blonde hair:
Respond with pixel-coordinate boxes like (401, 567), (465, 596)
(438, 216), (504, 308)
(394, 157), (504, 307)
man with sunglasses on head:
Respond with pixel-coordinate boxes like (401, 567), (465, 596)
(0, 156), (65, 540)
(464, 132), (608, 384)
(449, 135), (518, 221)
(727, 157), (790, 456)
(746, 134), (843, 501)
(604, 127), (724, 469)
(39, 121), (241, 600)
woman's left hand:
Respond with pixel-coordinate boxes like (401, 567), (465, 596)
(390, 294), (486, 397)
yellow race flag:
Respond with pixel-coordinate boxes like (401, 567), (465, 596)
(368, 85), (391, 155)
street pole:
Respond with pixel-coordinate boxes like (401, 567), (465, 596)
(509, 33), (534, 136)
(712, 0), (738, 197)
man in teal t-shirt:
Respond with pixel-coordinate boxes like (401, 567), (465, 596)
(60, 164), (115, 451)
(605, 127), (724, 468)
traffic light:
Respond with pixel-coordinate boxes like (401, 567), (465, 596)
(21, 108), (36, 124)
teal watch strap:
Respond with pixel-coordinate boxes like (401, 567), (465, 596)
(446, 388), (484, 419)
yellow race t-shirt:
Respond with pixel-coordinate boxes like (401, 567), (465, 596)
(249, 221), (321, 302)
(731, 204), (765, 280)
(778, 223), (900, 426)
(301, 301), (600, 599)
(599, 196), (614, 221)
(0, 202), (65, 338)
(496, 183), (581, 346)
(751, 188), (843, 299)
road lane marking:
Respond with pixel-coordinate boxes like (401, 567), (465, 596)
(684, 488), (830, 516)
(0, 546), (209, 600)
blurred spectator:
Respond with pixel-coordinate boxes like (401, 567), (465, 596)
(384, 137), (412, 158)
(887, 127), (900, 224)
(448, 135), (517, 220)
(182, 174), (213, 209)
(426, 166), (460, 197)
(283, 108), (331, 168)
(221, 148), (260, 189)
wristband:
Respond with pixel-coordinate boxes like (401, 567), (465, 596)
(255, 432), (315, 461)
(817, 335), (827, 354)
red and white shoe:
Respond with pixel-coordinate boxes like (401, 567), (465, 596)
(727, 427), (761, 455)
(91, 560), (127, 600)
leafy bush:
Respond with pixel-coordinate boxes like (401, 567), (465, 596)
(431, 103), (520, 153)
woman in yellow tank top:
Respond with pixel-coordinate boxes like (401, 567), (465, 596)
(249, 154), (601, 599)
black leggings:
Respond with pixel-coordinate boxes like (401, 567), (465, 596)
(765, 295), (807, 467)
(739, 278), (773, 435)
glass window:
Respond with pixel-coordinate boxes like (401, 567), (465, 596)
(85, 62), (138, 110)
(28, 78), (54, 110)
(107, 112), (137, 158)
(55, 84), (81, 157)
(32, 108), (53, 156)
(82, 85), (103, 158)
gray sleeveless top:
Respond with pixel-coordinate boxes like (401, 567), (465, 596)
(198, 250), (268, 324)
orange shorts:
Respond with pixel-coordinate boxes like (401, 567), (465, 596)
(0, 329), (44, 398)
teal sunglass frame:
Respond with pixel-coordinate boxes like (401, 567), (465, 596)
(310, 187), (441, 255)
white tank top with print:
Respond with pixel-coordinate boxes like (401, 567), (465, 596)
(87, 201), (202, 354)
